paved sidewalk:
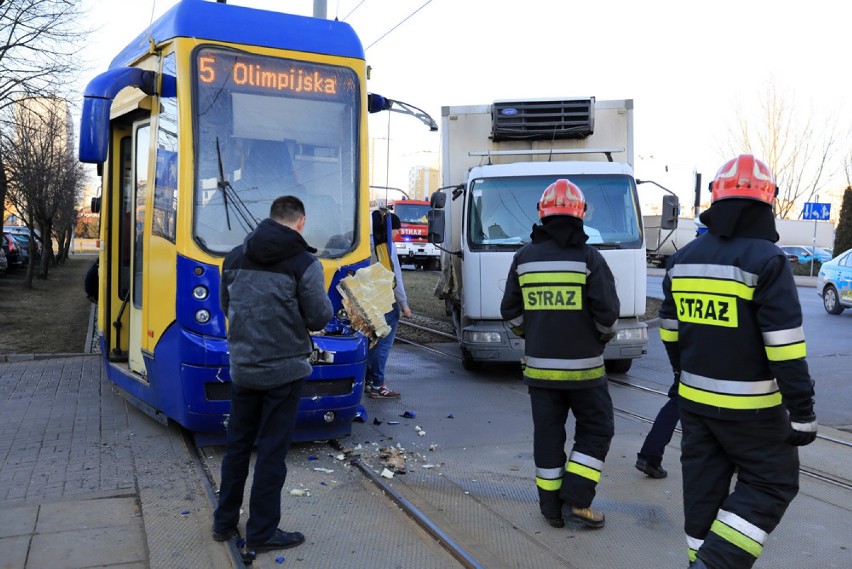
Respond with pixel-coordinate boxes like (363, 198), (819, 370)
(0, 355), (234, 569)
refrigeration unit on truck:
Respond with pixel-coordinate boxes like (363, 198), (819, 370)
(391, 198), (441, 270)
(427, 97), (677, 373)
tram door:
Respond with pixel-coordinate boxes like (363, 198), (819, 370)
(127, 121), (150, 376)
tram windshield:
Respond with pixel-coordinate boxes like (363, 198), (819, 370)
(467, 174), (643, 251)
(193, 47), (360, 257)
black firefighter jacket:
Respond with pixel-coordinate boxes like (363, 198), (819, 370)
(221, 218), (333, 390)
(659, 200), (815, 420)
(501, 217), (620, 390)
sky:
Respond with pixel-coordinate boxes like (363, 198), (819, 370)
(77, 0), (852, 216)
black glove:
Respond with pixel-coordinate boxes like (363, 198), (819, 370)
(786, 413), (817, 447)
(599, 331), (615, 344)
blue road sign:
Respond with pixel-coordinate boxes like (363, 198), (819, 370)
(802, 202), (831, 221)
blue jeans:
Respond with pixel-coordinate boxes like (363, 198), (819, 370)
(214, 380), (302, 544)
(366, 303), (400, 388)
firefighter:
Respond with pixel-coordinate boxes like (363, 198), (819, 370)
(501, 179), (620, 529)
(659, 155), (817, 569)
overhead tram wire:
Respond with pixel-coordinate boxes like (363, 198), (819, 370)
(364, 0), (433, 51)
(341, 0), (367, 21)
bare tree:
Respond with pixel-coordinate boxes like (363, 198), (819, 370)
(2, 96), (82, 285)
(723, 80), (841, 219)
(0, 0), (87, 222)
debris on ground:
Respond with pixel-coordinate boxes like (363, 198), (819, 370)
(379, 446), (407, 473)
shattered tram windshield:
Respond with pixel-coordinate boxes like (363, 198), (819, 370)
(467, 174), (643, 250)
(193, 46), (361, 257)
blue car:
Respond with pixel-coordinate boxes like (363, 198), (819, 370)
(781, 245), (833, 264)
(816, 248), (852, 314)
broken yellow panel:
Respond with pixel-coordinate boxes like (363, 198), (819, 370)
(336, 263), (395, 346)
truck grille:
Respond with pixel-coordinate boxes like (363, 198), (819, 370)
(492, 97), (595, 141)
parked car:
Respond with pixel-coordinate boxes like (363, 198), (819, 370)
(8, 233), (35, 267)
(0, 247), (7, 274)
(780, 245), (832, 264)
(816, 248), (852, 315)
(2, 226), (42, 257)
(1, 233), (21, 268)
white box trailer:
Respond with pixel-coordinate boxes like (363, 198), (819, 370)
(429, 97), (675, 372)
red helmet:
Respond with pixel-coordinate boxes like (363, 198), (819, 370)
(710, 154), (776, 205)
(538, 179), (586, 220)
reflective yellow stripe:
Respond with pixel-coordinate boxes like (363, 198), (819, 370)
(536, 477), (562, 491)
(519, 272), (586, 286)
(525, 366), (605, 381)
(660, 328), (678, 343)
(765, 342), (806, 361)
(711, 520), (763, 558)
(672, 277), (755, 301)
(566, 462), (601, 482)
(679, 383), (782, 410)
(687, 550), (697, 563)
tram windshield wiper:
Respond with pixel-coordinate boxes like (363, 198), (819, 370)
(215, 137), (258, 233)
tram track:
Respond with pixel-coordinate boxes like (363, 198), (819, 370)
(399, 319), (852, 493)
(187, 319), (851, 567)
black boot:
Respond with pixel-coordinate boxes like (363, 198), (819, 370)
(635, 455), (667, 479)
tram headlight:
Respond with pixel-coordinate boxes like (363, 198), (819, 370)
(323, 411), (335, 423)
(192, 285), (209, 300)
(195, 309), (211, 324)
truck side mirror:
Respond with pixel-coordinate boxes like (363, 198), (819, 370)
(427, 209), (445, 244)
(660, 194), (679, 230)
(91, 197), (101, 214)
(430, 191), (446, 209)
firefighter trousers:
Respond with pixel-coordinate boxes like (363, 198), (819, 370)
(680, 408), (799, 569)
(529, 384), (614, 517)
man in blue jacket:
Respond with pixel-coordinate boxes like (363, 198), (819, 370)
(213, 195), (333, 553)
(501, 179), (620, 530)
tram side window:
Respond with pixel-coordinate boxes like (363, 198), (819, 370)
(134, 125), (150, 309)
(153, 53), (178, 242)
(118, 137), (132, 300)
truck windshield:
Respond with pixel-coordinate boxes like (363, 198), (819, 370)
(467, 174), (642, 251)
(193, 47), (360, 257)
(394, 203), (430, 224)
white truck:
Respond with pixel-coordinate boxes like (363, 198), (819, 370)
(427, 97), (677, 372)
(645, 215), (701, 267)
(645, 216), (835, 268)
(775, 218), (834, 250)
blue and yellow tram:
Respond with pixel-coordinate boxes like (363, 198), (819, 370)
(79, 0), (386, 442)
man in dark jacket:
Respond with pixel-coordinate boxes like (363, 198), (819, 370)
(501, 179), (620, 530)
(213, 196), (333, 553)
(660, 155), (816, 569)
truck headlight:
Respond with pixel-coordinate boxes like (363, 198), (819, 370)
(464, 331), (502, 343)
(616, 327), (647, 342)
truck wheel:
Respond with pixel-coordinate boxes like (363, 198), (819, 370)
(414, 262), (423, 270)
(823, 285), (845, 315)
(605, 359), (632, 374)
(428, 258), (440, 271)
(461, 347), (480, 371)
